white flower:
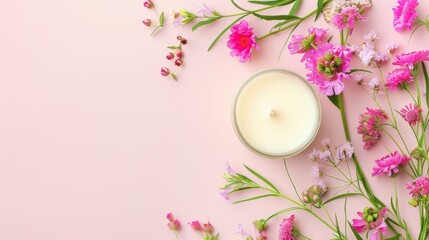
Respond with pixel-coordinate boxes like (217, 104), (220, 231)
(385, 42), (399, 52)
(368, 77), (380, 89)
(364, 30), (379, 42)
(358, 44), (376, 66)
(353, 73), (365, 84)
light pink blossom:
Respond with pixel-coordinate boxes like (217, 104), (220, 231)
(393, 50), (429, 69)
(386, 68), (413, 90)
(372, 151), (410, 177)
(227, 20), (259, 63)
(279, 215), (296, 240)
(400, 103), (422, 125)
(332, 6), (366, 34)
(393, 0), (419, 32)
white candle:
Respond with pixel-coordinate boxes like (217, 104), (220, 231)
(232, 69), (321, 158)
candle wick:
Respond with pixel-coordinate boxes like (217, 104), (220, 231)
(270, 109), (276, 118)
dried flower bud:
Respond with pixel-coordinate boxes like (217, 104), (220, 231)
(166, 52), (174, 60)
(142, 19), (151, 26)
(252, 219), (266, 232)
(202, 222), (214, 234)
(176, 51), (184, 59)
(161, 67), (170, 76)
(166, 212), (174, 221)
(143, 0), (153, 9)
(189, 221), (202, 231)
(177, 35), (188, 45)
(168, 219), (181, 230)
(175, 59), (184, 66)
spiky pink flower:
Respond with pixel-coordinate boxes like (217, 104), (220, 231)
(393, 0), (419, 32)
(227, 20), (259, 63)
(357, 108), (388, 150)
(288, 27), (328, 62)
(407, 176), (429, 197)
(372, 151), (410, 177)
(305, 43), (352, 96)
(279, 215), (296, 240)
(189, 221), (202, 231)
(143, 0), (153, 9)
(400, 103), (422, 125)
(332, 6), (367, 34)
(161, 67), (170, 77)
(352, 208), (387, 240)
(142, 19), (151, 26)
(393, 50), (429, 69)
(385, 68), (413, 90)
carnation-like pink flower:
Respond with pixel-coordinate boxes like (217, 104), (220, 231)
(357, 108), (388, 150)
(393, 0), (419, 32)
(372, 151), (410, 177)
(227, 20), (259, 63)
(400, 103), (422, 125)
(288, 27), (328, 62)
(279, 215), (296, 240)
(385, 68), (413, 90)
(407, 176), (429, 198)
(352, 207), (387, 240)
(305, 43), (352, 96)
(332, 6), (367, 34)
(393, 50), (429, 69)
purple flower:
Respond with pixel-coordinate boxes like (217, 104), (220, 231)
(386, 68), (413, 90)
(305, 43), (352, 96)
(225, 162), (235, 175)
(219, 187), (231, 200)
(393, 0), (419, 32)
(288, 27), (328, 62)
(335, 142), (354, 162)
(198, 3), (213, 16)
(372, 151), (410, 177)
(227, 20), (259, 63)
(332, 6), (367, 34)
(393, 50), (429, 69)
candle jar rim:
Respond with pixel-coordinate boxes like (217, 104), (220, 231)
(231, 69), (321, 159)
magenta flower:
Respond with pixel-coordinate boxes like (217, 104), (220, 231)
(227, 20), (259, 63)
(166, 212), (182, 230)
(400, 103), (422, 125)
(393, 50), (429, 69)
(332, 6), (367, 34)
(288, 27), (328, 62)
(352, 208), (387, 240)
(189, 221), (202, 231)
(393, 0), (419, 32)
(279, 215), (296, 240)
(357, 108), (388, 150)
(407, 176), (429, 198)
(306, 43), (352, 96)
(142, 19), (151, 26)
(161, 67), (170, 77)
(385, 68), (413, 90)
(166, 52), (174, 60)
(143, 0), (153, 9)
(372, 151), (410, 177)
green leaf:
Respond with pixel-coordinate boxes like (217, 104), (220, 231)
(150, 26), (163, 37)
(159, 12), (165, 26)
(248, 0), (295, 6)
(324, 193), (361, 205)
(348, 222), (363, 240)
(328, 95), (340, 109)
(349, 69), (372, 74)
(192, 18), (219, 31)
(271, 19), (295, 29)
(244, 164), (280, 193)
(236, 173), (256, 184)
(208, 15), (247, 51)
(232, 194), (278, 204)
(265, 207), (303, 221)
(253, 12), (300, 21)
(170, 73), (178, 81)
(316, 0), (324, 20)
(385, 235), (401, 240)
(422, 62), (429, 108)
(231, 186), (258, 192)
(289, 0), (302, 15)
(167, 46), (180, 50)
(277, 21), (300, 60)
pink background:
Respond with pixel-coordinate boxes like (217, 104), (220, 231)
(1, 0), (429, 239)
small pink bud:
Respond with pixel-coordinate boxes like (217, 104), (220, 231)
(176, 51), (184, 59)
(161, 67), (170, 77)
(142, 19), (151, 26)
(189, 221), (202, 231)
(175, 59), (183, 67)
(166, 52), (174, 60)
(202, 222), (214, 234)
(168, 219), (181, 230)
(143, 0), (153, 9)
(166, 212), (174, 221)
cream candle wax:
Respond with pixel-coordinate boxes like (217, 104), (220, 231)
(232, 69), (321, 158)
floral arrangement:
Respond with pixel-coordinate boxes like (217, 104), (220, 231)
(143, 0), (429, 239)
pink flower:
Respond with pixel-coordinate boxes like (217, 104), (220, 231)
(279, 215), (296, 240)
(372, 151), (410, 177)
(357, 108), (388, 150)
(143, 0), (153, 9)
(166, 52), (174, 60)
(257, 233), (268, 240)
(227, 20), (259, 63)
(174, 59), (183, 66)
(305, 43), (352, 96)
(288, 27), (328, 62)
(400, 103), (422, 125)
(352, 208), (387, 240)
(189, 221), (202, 231)
(332, 6), (367, 34)
(386, 68), (413, 90)
(407, 176), (429, 198)
(166, 212), (181, 230)
(202, 222), (214, 235)
(161, 67), (170, 77)
(393, 0), (419, 32)
(142, 19), (151, 26)
(166, 212), (174, 221)
(393, 50), (429, 69)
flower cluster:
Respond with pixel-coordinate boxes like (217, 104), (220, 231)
(160, 36), (188, 81)
(352, 207), (387, 240)
(323, 0), (372, 23)
(166, 212), (220, 240)
(332, 6), (366, 34)
(357, 108), (388, 150)
(407, 176), (429, 206)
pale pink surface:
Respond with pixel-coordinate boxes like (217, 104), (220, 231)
(0, 1), (429, 239)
